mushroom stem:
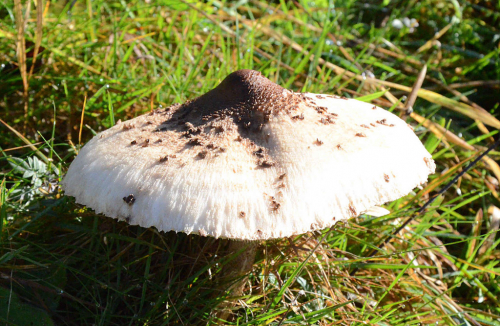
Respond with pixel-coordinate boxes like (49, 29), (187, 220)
(217, 240), (259, 320)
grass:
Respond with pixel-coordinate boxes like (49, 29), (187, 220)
(1, 0), (500, 324)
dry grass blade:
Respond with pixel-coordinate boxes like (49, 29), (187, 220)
(413, 111), (500, 181)
(466, 209), (483, 260)
(14, 0), (29, 129)
(373, 80), (500, 129)
(478, 206), (500, 257)
(28, 0), (43, 78)
(481, 156), (500, 184)
(410, 112), (474, 150)
(122, 32), (157, 44)
(475, 121), (495, 143)
(405, 64), (427, 113)
(0, 118), (49, 164)
(417, 23), (452, 53)
(2, 142), (44, 152)
(79, 95), (87, 146)
(448, 80), (500, 89)
(0, 29), (15, 38)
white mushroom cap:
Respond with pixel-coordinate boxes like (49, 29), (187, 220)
(62, 70), (435, 240)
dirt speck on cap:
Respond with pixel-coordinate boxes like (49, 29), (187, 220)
(123, 194), (135, 205)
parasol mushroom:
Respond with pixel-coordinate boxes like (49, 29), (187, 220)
(62, 69), (435, 306)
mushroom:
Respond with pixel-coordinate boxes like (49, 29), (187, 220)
(62, 69), (435, 302)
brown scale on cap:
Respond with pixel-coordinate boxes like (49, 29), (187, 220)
(239, 211), (246, 218)
(184, 122), (202, 136)
(315, 106), (328, 114)
(384, 174), (390, 182)
(253, 147), (265, 158)
(355, 133), (366, 137)
(270, 199), (281, 212)
(187, 138), (203, 146)
(320, 117), (335, 125)
(123, 123), (135, 130)
(259, 160), (275, 168)
(154, 126), (168, 132)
